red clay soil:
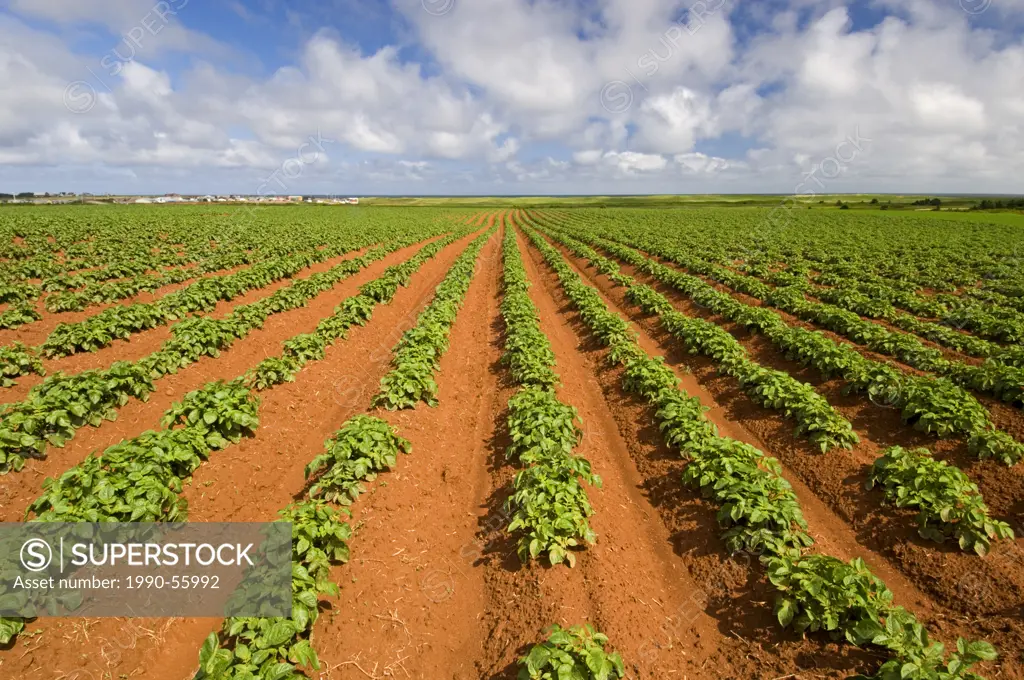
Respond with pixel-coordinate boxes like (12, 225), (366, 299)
(512, 229), (897, 680)
(0, 250), (377, 402)
(528, 226), (1024, 678)
(307, 220), (508, 680)
(1, 225), (486, 680)
(0, 235), (454, 523)
(313, 217), (755, 680)
(573, 233), (1024, 525)
(0, 260), (257, 358)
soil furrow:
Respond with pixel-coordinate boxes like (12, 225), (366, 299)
(0, 236), (448, 522)
(542, 233), (1024, 641)
(308, 221), (505, 679)
(3, 227), (486, 680)
(524, 226), (1024, 678)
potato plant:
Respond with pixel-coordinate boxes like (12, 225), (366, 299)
(374, 228), (495, 409)
(499, 227), (600, 568)
(517, 625), (625, 680)
(520, 216), (998, 680)
(867, 446), (1014, 556)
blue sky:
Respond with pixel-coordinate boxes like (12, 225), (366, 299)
(0, 0), (1022, 195)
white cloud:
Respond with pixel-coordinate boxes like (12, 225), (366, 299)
(910, 83), (986, 131)
(602, 151), (669, 175)
(674, 152), (732, 174)
(634, 87), (717, 154)
(0, 0), (1022, 193)
(573, 150), (604, 166)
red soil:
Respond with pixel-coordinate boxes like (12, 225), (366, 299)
(0, 239), (440, 521)
(531, 227), (1023, 678)
(5, 211), (1021, 680)
(0, 261), (255, 352)
(1, 225), (486, 680)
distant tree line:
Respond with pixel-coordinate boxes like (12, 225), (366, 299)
(972, 198), (1024, 210)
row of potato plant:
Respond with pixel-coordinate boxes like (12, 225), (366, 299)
(519, 221), (997, 680)
(499, 225), (599, 568)
(531, 221), (859, 453)
(197, 416), (412, 679)
(373, 227), (496, 409)
(517, 624), (625, 680)
(0, 230), (448, 474)
(867, 446), (1014, 556)
(543, 220), (1024, 466)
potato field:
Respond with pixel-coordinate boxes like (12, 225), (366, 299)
(0, 204), (1022, 680)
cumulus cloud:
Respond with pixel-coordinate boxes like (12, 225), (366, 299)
(602, 151), (669, 175)
(0, 0), (1021, 193)
(674, 152), (732, 174)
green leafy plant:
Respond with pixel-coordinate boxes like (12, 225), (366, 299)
(517, 624), (625, 680)
(161, 379), (260, 450)
(304, 415), (412, 504)
(0, 303), (42, 330)
(767, 554), (895, 644)
(852, 620), (997, 680)
(197, 500), (351, 679)
(373, 228), (495, 410)
(867, 446), (1013, 556)
(0, 343), (43, 387)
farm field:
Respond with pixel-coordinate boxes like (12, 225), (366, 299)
(0, 204), (1023, 680)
